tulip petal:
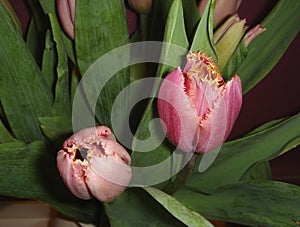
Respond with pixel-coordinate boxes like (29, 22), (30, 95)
(57, 0), (75, 39)
(158, 67), (199, 152)
(57, 150), (92, 199)
(196, 90), (227, 153)
(86, 156), (131, 202)
(223, 75), (242, 138)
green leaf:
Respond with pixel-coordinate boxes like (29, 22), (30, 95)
(144, 187), (213, 227)
(0, 119), (15, 143)
(104, 188), (185, 227)
(49, 14), (71, 115)
(237, 0), (300, 93)
(39, 116), (72, 148)
(175, 181), (300, 226)
(37, 0), (76, 63)
(241, 161), (272, 182)
(215, 17), (246, 71)
(190, 0), (217, 61)
(41, 30), (56, 89)
(131, 0), (189, 168)
(148, 0), (173, 41)
(0, 0), (22, 32)
(221, 41), (248, 81)
(182, 0), (200, 42)
(75, 0), (130, 128)
(75, 0), (129, 74)
(26, 0), (49, 65)
(0, 2), (52, 143)
(0, 140), (102, 224)
(184, 113), (300, 193)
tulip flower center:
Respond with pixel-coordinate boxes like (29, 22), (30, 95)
(75, 147), (89, 161)
(183, 52), (225, 119)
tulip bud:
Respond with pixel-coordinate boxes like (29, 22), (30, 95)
(57, 126), (132, 202)
(128, 0), (153, 14)
(214, 14), (247, 70)
(198, 0), (242, 26)
(244, 25), (266, 47)
(57, 0), (75, 39)
(157, 52), (242, 153)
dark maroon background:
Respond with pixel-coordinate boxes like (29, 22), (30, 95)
(8, 0), (300, 185)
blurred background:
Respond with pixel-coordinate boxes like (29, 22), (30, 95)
(8, 0), (300, 185)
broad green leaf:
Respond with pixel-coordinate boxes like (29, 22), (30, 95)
(237, 0), (300, 93)
(39, 116), (72, 148)
(190, 0), (217, 61)
(75, 0), (130, 128)
(144, 187), (213, 227)
(0, 141), (102, 224)
(49, 14), (71, 115)
(131, 0), (189, 168)
(184, 113), (300, 193)
(0, 2), (52, 143)
(75, 0), (129, 74)
(104, 188), (184, 227)
(175, 181), (300, 226)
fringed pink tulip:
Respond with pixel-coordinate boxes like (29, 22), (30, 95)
(57, 126), (132, 202)
(158, 52), (242, 153)
(57, 0), (75, 39)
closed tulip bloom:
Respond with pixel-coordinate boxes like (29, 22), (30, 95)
(157, 52), (242, 153)
(198, 0), (242, 26)
(57, 126), (132, 202)
(57, 0), (75, 39)
(128, 0), (153, 14)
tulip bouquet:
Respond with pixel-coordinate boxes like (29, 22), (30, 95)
(0, 0), (299, 226)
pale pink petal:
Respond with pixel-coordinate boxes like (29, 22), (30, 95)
(56, 150), (92, 199)
(86, 156), (131, 202)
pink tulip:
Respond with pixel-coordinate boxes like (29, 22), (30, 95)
(57, 126), (132, 202)
(244, 25), (266, 47)
(198, 0), (242, 26)
(157, 52), (242, 153)
(57, 0), (75, 39)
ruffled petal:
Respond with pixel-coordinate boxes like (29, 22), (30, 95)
(222, 75), (242, 139)
(158, 67), (199, 152)
(56, 150), (92, 199)
(196, 92), (227, 153)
